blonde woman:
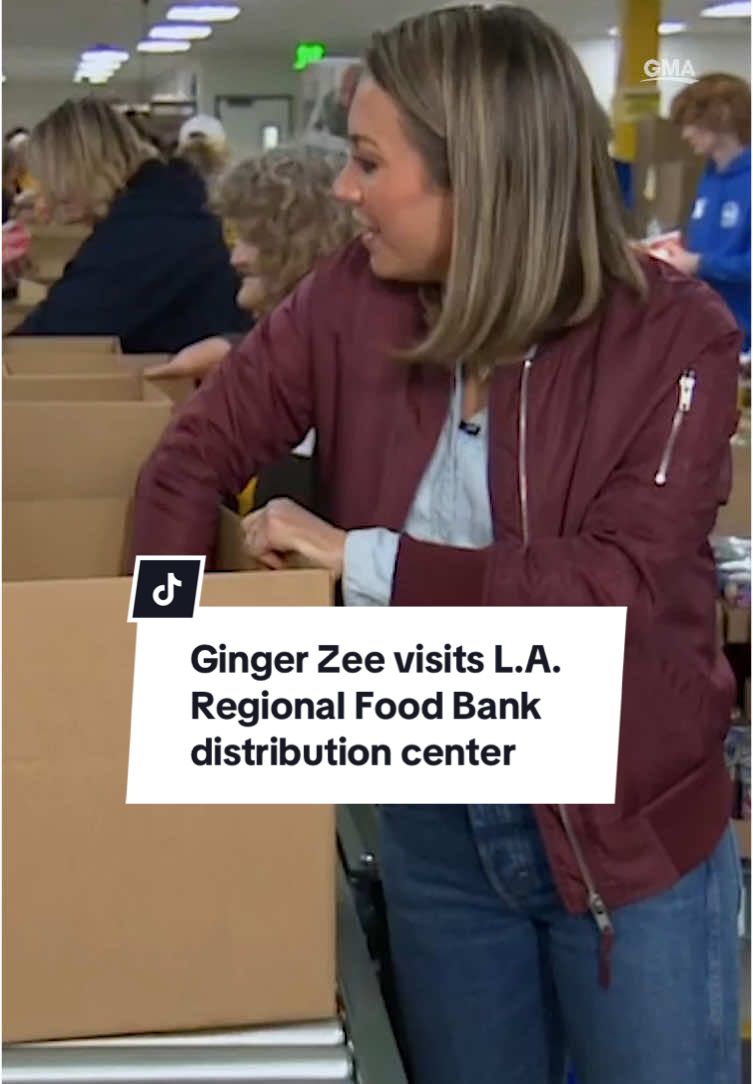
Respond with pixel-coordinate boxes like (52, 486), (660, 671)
(146, 145), (356, 380)
(11, 97), (249, 352)
(135, 9), (741, 1082)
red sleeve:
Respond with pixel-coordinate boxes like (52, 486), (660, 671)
(131, 271), (318, 559)
(391, 323), (741, 612)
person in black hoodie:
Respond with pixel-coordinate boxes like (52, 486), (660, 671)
(11, 97), (250, 353)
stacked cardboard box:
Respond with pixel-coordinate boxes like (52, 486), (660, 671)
(27, 223), (90, 282)
(4, 337), (195, 407)
(3, 343), (336, 1042)
(632, 115), (704, 237)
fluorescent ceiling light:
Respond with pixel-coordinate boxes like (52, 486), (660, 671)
(166, 5), (240, 22)
(75, 70), (112, 83)
(81, 47), (129, 62)
(77, 64), (121, 78)
(701, 1), (751, 14)
(137, 39), (192, 53)
(149, 23), (212, 39)
(609, 21), (688, 35)
(78, 56), (123, 70)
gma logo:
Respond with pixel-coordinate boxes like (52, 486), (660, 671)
(642, 58), (698, 85)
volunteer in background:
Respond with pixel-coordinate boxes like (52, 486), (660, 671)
(134, 7), (741, 1083)
(176, 113), (230, 194)
(146, 145), (356, 512)
(146, 146), (356, 380)
(10, 97), (249, 353)
(665, 73), (751, 352)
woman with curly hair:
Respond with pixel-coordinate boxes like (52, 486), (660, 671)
(147, 145), (356, 380)
(148, 145), (356, 512)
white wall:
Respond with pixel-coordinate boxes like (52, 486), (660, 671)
(573, 34), (751, 116)
(2, 80), (148, 131)
(196, 53), (298, 114)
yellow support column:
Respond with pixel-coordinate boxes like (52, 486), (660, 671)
(612, 0), (661, 162)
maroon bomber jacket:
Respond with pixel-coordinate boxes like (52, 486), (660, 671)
(133, 239), (742, 955)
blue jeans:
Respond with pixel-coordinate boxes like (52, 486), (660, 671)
(378, 804), (741, 1084)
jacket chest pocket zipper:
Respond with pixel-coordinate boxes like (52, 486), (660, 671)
(654, 370), (696, 486)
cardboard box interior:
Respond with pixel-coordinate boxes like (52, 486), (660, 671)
(3, 371), (145, 402)
(4, 498), (259, 583)
(3, 335), (121, 355)
(3, 345), (195, 407)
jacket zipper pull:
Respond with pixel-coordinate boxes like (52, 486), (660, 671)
(654, 369), (696, 486)
(589, 891), (615, 988)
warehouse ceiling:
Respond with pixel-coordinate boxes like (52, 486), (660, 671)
(2, 0), (750, 85)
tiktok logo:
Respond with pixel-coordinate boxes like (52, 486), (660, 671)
(153, 572), (183, 607)
(128, 557), (205, 621)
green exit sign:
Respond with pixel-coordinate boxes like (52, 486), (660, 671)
(293, 42), (326, 71)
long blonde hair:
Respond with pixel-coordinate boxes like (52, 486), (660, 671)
(28, 97), (157, 221)
(215, 146), (357, 314)
(366, 5), (646, 370)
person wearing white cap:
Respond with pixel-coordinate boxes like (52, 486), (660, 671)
(177, 114), (229, 189)
(178, 113), (227, 148)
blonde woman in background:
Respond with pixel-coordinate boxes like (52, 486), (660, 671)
(135, 9), (741, 1080)
(10, 97), (249, 352)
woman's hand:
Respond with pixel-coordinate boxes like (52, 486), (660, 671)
(144, 336), (231, 381)
(650, 240), (700, 276)
(242, 498), (346, 577)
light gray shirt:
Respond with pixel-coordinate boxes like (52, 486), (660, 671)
(343, 367), (493, 606)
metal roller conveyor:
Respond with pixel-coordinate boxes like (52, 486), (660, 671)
(3, 811), (408, 1084)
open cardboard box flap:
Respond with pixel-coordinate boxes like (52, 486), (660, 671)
(4, 346), (195, 407)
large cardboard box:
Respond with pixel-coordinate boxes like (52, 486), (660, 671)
(3, 555), (335, 1042)
(632, 115), (704, 236)
(3, 380), (173, 500)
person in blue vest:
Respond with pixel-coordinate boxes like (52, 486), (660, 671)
(664, 73), (751, 352)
